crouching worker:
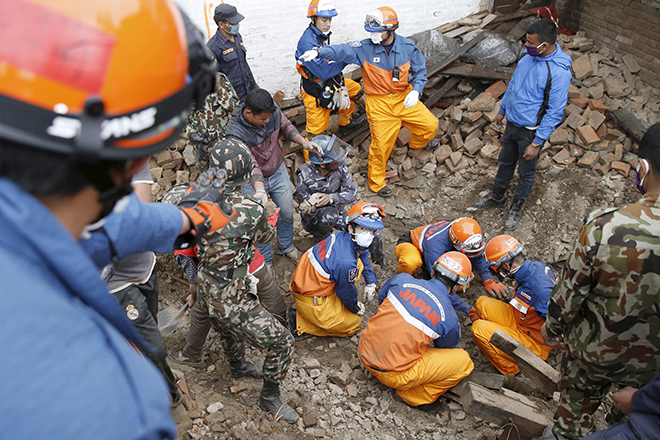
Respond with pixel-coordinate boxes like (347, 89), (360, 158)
(471, 235), (556, 375)
(358, 252), (475, 406)
(296, 134), (357, 242)
(289, 202), (384, 337)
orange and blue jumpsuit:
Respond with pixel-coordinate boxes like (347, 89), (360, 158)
(289, 231), (376, 337)
(295, 24), (361, 138)
(358, 273), (474, 406)
(316, 35), (439, 193)
(471, 259), (556, 375)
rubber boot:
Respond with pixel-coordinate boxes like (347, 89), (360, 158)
(505, 198), (524, 230)
(259, 380), (299, 424)
(229, 360), (263, 379)
(338, 115), (367, 136)
(474, 185), (507, 209)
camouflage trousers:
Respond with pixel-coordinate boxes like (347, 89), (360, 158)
(200, 271), (294, 383)
(553, 349), (655, 439)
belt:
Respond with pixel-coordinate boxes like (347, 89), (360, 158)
(295, 293), (325, 306)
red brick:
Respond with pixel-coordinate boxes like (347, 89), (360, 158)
(589, 99), (607, 113)
(577, 125), (600, 145)
(611, 161), (631, 176)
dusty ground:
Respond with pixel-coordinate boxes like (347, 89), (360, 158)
(157, 152), (639, 440)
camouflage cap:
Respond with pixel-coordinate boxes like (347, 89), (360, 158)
(210, 138), (254, 186)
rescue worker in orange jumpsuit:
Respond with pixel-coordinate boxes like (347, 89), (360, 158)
(471, 235), (557, 375)
(358, 252), (475, 406)
(289, 202), (384, 338)
(299, 6), (439, 197)
(395, 218), (509, 300)
(295, 0), (366, 152)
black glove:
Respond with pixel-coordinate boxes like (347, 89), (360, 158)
(175, 168), (236, 249)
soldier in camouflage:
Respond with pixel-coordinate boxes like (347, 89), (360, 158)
(541, 123), (660, 440)
(199, 138), (298, 424)
(186, 72), (240, 170)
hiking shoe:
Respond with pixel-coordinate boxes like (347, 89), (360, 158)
(338, 115), (367, 136)
(284, 248), (301, 265)
(168, 350), (202, 367)
(505, 198), (524, 230)
(287, 307), (310, 341)
(474, 193), (507, 209)
(377, 186), (393, 197)
(260, 382), (299, 424)
(423, 140), (440, 150)
(229, 360), (263, 379)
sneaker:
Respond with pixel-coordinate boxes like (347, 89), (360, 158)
(505, 198), (524, 230)
(168, 350), (202, 367)
(474, 193), (507, 209)
(338, 115), (367, 136)
(284, 248), (301, 265)
(423, 139), (440, 150)
(377, 186), (393, 197)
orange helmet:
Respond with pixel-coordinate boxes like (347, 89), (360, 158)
(0, 0), (216, 161)
(308, 0), (338, 18)
(432, 251), (474, 289)
(347, 202), (385, 230)
(485, 235), (524, 273)
(364, 6), (399, 32)
(449, 218), (485, 256)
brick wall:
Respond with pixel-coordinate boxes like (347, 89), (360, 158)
(555, 0), (660, 88)
(177, 0), (481, 98)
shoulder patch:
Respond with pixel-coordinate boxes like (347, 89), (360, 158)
(348, 40), (362, 47)
(583, 206), (619, 226)
(348, 267), (358, 283)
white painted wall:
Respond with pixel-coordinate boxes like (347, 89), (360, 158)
(176, 0), (481, 98)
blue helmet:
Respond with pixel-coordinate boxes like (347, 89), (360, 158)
(308, 0), (338, 18)
(347, 202), (385, 230)
(308, 135), (350, 165)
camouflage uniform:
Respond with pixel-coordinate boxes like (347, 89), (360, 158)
(186, 73), (240, 170)
(545, 193), (660, 439)
(197, 142), (294, 382)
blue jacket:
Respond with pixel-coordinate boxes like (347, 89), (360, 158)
(511, 259), (556, 318)
(629, 371), (660, 440)
(207, 30), (257, 101)
(0, 180), (179, 439)
(316, 34), (428, 96)
(499, 45), (572, 145)
(295, 24), (346, 80)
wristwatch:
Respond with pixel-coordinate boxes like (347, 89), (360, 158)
(531, 142), (541, 148)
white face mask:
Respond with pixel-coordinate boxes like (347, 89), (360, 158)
(355, 230), (374, 248)
(370, 32), (384, 45)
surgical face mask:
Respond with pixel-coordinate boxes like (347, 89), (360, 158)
(355, 230), (374, 248)
(525, 42), (545, 57)
(370, 32), (384, 45)
(636, 158), (650, 195)
(229, 23), (240, 35)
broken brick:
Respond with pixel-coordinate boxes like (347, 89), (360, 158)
(553, 148), (575, 165)
(572, 54), (593, 80)
(549, 128), (570, 145)
(451, 132), (464, 151)
(449, 151), (462, 166)
(610, 161), (631, 176)
(434, 145), (453, 163)
(463, 138), (484, 155)
(396, 126), (413, 147)
(588, 111), (606, 130)
(614, 144), (624, 161)
(569, 96), (590, 109)
(484, 80), (508, 99)
(578, 151), (599, 168)
(588, 99), (607, 113)
(576, 125), (600, 145)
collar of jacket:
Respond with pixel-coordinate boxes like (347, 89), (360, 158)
(215, 28), (240, 45)
(513, 259), (533, 283)
(309, 24), (330, 45)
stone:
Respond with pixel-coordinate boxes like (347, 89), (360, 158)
(455, 411), (467, 421)
(155, 149), (172, 166)
(452, 107), (464, 123)
(566, 113), (585, 130)
(578, 151), (599, 168)
(463, 138), (484, 155)
(434, 145), (452, 163)
(589, 99), (607, 113)
(230, 383), (248, 394)
(622, 54), (641, 73)
(451, 132), (464, 151)
(480, 143), (500, 160)
(553, 148), (574, 165)
(463, 111), (483, 124)
(328, 383), (343, 395)
(569, 145), (584, 157)
(396, 126), (412, 147)
(207, 402), (224, 413)
(349, 358), (362, 370)
(449, 151), (462, 167)
(346, 384), (358, 397)
(303, 410), (319, 427)
(576, 125), (600, 145)
(569, 96), (590, 108)
(304, 358), (322, 369)
(309, 369), (322, 379)
(572, 54), (593, 80)
(422, 162), (437, 174)
(314, 429), (326, 438)
(603, 76), (627, 97)
(365, 396), (378, 405)
(568, 84), (581, 98)
(401, 157), (413, 172)
(467, 95), (496, 112)
(182, 144), (197, 166)
(150, 166), (163, 182)
(611, 161), (631, 176)
(549, 128), (570, 145)
(596, 123), (608, 140)
(331, 371), (349, 387)
(614, 144), (624, 161)
(171, 150), (184, 168)
(588, 111), (606, 130)
(175, 170), (190, 186)
(565, 103), (584, 116)
(587, 83), (604, 100)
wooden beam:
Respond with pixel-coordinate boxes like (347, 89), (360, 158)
(490, 330), (560, 395)
(435, 21), (461, 34)
(441, 62), (514, 81)
(608, 108), (650, 142)
(426, 32), (487, 79)
(424, 77), (460, 108)
(461, 382), (553, 439)
(445, 25), (476, 39)
(484, 9), (532, 27)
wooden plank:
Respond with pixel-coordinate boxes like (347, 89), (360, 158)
(441, 62), (514, 81)
(435, 21), (461, 34)
(484, 80), (508, 99)
(485, 9), (532, 27)
(490, 330), (560, 395)
(444, 25), (475, 39)
(608, 108), (650, 142)
(426, 32), (487, 79)
(424, 77), (460, 108)
(461, 382), (553, 438)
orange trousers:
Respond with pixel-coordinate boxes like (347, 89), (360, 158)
(365, 87), (438, 192)
(301, 77), (361, 135)
(471, 296), (552, 375)
(366, 348), (473, 406)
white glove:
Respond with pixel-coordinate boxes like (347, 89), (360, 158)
(339, 86), (351, 110)
(300, 49), (319, 62)
(254, 190), (268, 206)
(356, 301), (366, 316)
(403, 90), (420, 109)
(364, 283), (377, 302)
(246, 273), (259, 296)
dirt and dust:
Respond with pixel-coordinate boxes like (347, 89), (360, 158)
(157, 158), (638, 440)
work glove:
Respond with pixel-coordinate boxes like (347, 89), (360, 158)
(175, 168), (235, 249)
(364, 284), (377, 302)
(339, 86), (351, 110)
(483, 279), (508, 299)
(403, 90), (420, 109)
(268, 207), (280, 227)
(299, 49), (319, 62)
(468, 307), (480, 323)
(254, 190), (268, 206)
(356, 301), (366, 316)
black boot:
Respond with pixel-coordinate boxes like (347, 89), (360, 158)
(338, 115), (367, 136)
(259, 380), (299, 424)
(474, 186), (507, 209)
(423, 139), (440, 150)
(229, 360), (263, 379)
(505, 198), (524, 230)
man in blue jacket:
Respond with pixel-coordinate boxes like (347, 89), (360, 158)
(475, 19), (572, 230)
